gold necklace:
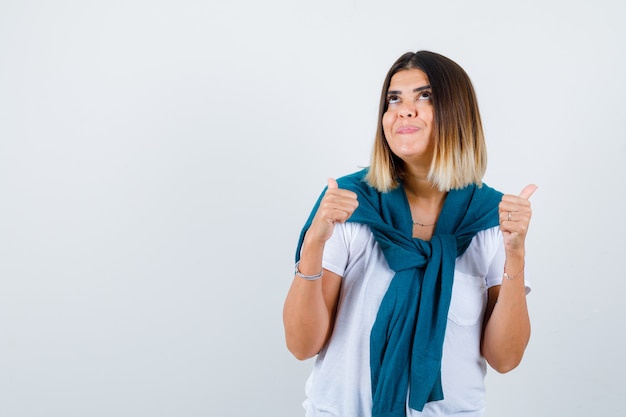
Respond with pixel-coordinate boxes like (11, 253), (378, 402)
(412, 219), (436, 227)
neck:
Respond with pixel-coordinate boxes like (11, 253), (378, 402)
(403, 175), (447, 207)
(403, 174), (447, 239)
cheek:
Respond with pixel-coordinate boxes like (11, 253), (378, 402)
(382, 112), (394, 135)
(421, 106), (434, 123)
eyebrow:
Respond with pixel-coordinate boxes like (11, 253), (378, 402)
(387, 85), (432, 95)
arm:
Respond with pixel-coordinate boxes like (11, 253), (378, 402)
(481, 184), (537, 373)
(283, 247), (342, 360)
(283, 179), (358, 360)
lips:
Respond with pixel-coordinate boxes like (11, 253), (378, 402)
(396, 126), (420, 134)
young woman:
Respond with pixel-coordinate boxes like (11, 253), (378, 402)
(283, 50), (537, 417)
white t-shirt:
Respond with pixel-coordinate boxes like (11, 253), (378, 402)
(302, 222), (530, 417)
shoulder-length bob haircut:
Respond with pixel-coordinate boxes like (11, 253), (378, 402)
(365, 50), (488, 192)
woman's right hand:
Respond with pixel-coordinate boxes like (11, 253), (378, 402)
(284, 178), (357, 359)
(306, 178), (359, 244)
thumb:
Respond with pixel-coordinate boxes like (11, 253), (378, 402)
(327, 178), (338, 189)
(519, 184), (538, 200)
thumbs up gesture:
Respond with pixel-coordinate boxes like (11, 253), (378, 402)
(499, 184), (538, 252)
(306, 178), (359, 245)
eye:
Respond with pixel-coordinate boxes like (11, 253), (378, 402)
(387, 94), (400, 105)
(417, 91), (432, 101)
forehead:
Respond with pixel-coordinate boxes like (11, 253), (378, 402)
(388, 69), (430, 91)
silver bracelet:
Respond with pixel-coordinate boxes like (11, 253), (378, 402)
(503, 265), (525, 280)
(294, 261), (323, 281)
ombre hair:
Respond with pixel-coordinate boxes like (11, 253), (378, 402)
(365, 51), (488, 192)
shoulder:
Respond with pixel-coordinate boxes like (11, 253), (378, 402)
(456, 226), (503, 276)
(473, 182), (503, 203)
(462, 226), (503, 259)
(336, 169), (378, 196)
(470, 226), (503, 252)
(324, 222), (381, 275)
(330, 221), (376, 248)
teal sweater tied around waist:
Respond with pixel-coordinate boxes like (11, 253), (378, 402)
(295, 169), (503, 416)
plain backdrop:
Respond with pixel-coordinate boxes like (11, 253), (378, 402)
(1, 0), (625, 416)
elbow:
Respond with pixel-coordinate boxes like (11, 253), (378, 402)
(284, 328), (322, 360)
(484, 344), (527, 373)
(283, 320), (328, 361)
(291, 350), (317, 361)
(482, 328), (531, 374)
(488, 356), (523, 374)
(286, 340), (318, 361)
(482, 341), (528, 374)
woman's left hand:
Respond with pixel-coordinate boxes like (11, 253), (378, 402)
(499, 184), (538, 252)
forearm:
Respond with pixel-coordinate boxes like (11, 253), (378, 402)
(283, 240), (336, 360)
(481, 252), (530, 373)
(283, 180), (357, 360)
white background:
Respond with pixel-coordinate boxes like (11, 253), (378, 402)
(1, 1), (625, 416)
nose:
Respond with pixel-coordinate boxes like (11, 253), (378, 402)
(398, 101), (417, 118)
